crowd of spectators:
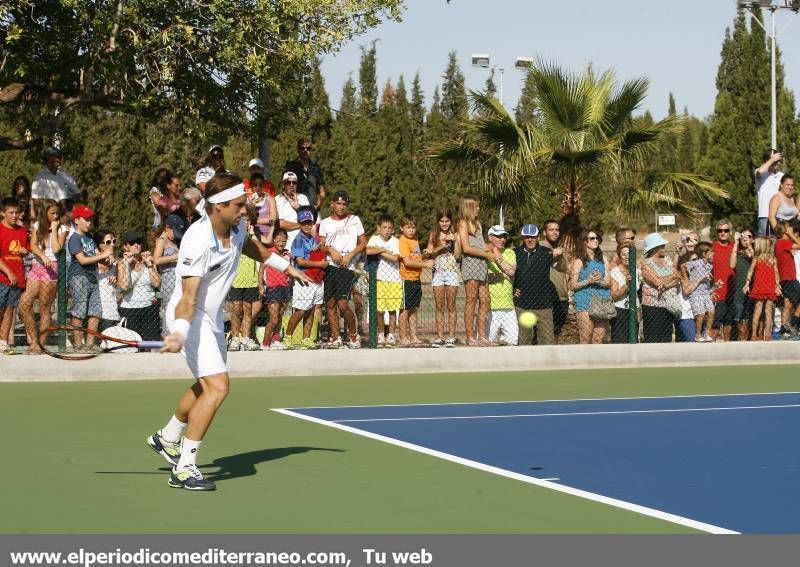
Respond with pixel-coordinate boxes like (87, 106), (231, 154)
(3, 142), (800, 354)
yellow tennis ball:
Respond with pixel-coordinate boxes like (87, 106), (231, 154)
(519, 311), (538, 328)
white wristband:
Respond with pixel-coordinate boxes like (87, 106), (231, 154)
(171, 318), (191, 340)
(265, 252), (291, 273)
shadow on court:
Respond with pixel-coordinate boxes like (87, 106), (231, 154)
(95, 446), (345, 480)
(203, 446), (345, 483)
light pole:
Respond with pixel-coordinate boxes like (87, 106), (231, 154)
(471, 54), (535, 226)
(471, 54), (504, 106)
(737, 0), (800, 149)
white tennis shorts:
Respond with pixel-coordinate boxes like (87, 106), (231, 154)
(292, 280), (324, 311)
(489, 309), (519, 345)
(167, 314), (227, 379)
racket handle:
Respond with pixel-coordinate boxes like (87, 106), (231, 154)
(138, 341), (165, 349)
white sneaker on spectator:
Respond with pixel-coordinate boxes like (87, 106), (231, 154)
(270, 339), (288, 351)
(377, 334), (385, 347)
(240, 337), (259, 351)
(228, 336), (241, 351)
(347, 334), (361, 349)
(385, 333), (396, 348)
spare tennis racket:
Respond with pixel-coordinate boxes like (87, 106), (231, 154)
(40, 325), (164, 360)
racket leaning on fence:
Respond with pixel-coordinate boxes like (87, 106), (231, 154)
(40, 325), (164, 360)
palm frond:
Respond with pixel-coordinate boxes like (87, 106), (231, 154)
(616, 172), (728, 222)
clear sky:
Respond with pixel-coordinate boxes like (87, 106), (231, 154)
(320, 0), (800, 120)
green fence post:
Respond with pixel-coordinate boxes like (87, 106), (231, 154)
(628, 244), (638, 344)
(367, 255), (378, 349)
(57, 248), (67, 352)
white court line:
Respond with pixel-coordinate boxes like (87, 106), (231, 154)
(332, 403), (800, 423)
(272, 408), (739, 535)
(293, 390), (800, 410)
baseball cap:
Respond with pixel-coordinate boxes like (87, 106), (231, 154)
(331, 190), (350, 203)
(121, 230), (144, 245)
(208, 144), (223, 154)
(248, 158), (264, 169)
(520, 224), (539, 237)
(282, 171), (298, 182)
(487, 225), (508, 237)
(165, 213), (187, 241)
(72, 205), (95, 219)
(297, 210), (315, 224)
(42, 147), (63, 161)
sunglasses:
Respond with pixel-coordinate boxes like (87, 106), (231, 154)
(586, 236), (600, 241)
(210, 152), (224, 158)
(284, 180), (297, 185)
(717, 228), (730, 233)
(127, 240), (143, 246)
(103, 238), (117, 245)
(300, 146), (312, 151)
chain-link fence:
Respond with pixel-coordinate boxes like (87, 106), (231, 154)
(42, 231), (796, 352)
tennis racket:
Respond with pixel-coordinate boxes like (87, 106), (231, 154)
(40, 325), (164, 360)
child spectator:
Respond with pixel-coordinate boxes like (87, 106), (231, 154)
(366, 214), (401, 347)
(19, 199), (67, 353)
(66, 205), (112, 352)
(0, 197), (28, 354)
(226, 219), (261, 351)
(685, 242), (717, 342)
(261, 228), (292, 350)
(284, 206), (327, 349)
(744, 237), (780, 341)
(774, 221), (800, 338)
(318, 190), (366, 349)
(398, 214), (433, 347)
(248, 172), (278, 246)
(425, 209), (461, 347)
(677, 249), (699, 343)
(486, 226), (518, 345)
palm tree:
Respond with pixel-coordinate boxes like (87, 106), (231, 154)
(429, 60), (727, 228)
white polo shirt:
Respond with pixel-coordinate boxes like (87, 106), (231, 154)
(31, 167), (80, 201)
(167, 215), (248, 334)
(319, 214), (365, 270)
(275, 192), (310, 250)
(756, 169), (784, 218)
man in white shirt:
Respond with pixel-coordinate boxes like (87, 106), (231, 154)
(194, 145), (226, 193)
(275, 171), (310, 250)
(146, 172), (311, 491)
(756, 148), (784, 236)
(31, 147), (80, 211)
(318, 190), (366, 348)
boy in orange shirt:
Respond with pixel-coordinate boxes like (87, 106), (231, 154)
(398, 215), (433, 346)
(0, 198), (29, 353)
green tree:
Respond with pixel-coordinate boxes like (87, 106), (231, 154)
(439, 51), (468, 123)
(0, 0), (404, 151)
(700, 7), (799, 226)
(430, 61), (727, 235)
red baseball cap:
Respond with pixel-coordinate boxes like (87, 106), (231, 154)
(72, 205), (95, 219)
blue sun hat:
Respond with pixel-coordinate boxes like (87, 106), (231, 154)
(643, 232), (669, 255)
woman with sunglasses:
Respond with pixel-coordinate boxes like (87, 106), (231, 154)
(570, 229), (612, 344)
(117, 230), (161, 343)
(641, 233), (681, 343)
(95, 229), (127, 332)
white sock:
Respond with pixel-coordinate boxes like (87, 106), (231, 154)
(161, 415), (187, 443)
(177, 438), (202, 469)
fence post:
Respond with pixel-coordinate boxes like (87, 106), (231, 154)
(367, 254), (378, 349)
(57, 248), (67, 352)
(628, 244), (638, 344)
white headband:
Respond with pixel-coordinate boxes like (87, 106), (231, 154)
(207, 183), (245, 204)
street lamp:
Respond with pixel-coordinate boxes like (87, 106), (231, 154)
(471, 53), (504, 106)
(737, 0), (800, 149)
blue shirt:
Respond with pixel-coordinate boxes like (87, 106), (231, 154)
(67, 232), (98, 280)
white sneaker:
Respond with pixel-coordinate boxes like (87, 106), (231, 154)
(347, 334), (361, 349)
(228, 336), (241, 351)
(385, 333), (396, 348)
(377, 334), (385, 347)
(240, 337), (259, 351)
(270, 339), (288, 350)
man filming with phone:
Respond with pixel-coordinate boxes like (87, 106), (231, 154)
(756, 148), (784, 237)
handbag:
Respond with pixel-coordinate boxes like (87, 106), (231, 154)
(663, 287), (683, 318)
(100, 318), (142, 353)
(588, 294), (617, 320)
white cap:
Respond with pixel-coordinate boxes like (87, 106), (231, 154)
(282, 171), (298, 182)
(194, 167), (214, 185)
(248, 158), (264, 169)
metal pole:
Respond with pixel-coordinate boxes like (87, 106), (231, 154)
(499, 67), (505, 107)
(771, 8), (778, 149)
(628, 244), (638, 344)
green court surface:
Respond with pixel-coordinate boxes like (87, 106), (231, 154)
(1, 365), (797, 534)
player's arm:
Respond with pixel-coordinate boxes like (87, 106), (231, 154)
(242, 235), (314, 284)
(161, 276), (201, 353)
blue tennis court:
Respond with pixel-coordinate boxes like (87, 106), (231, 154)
(277, 392), (800, 534)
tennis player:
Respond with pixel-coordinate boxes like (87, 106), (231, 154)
(147, 172), (312, 491)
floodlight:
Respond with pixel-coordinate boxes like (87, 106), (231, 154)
(471, 54), (490, 68)
(515, 57), (534, 70)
